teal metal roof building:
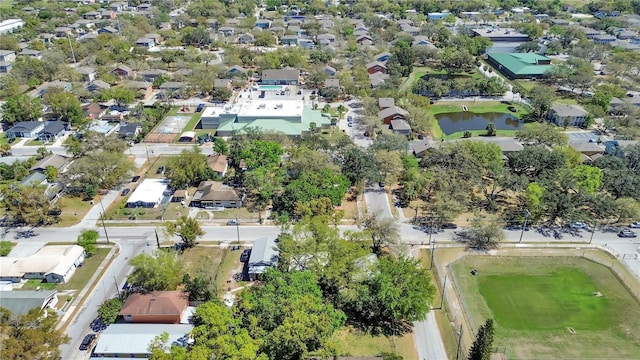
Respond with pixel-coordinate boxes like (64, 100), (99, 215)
(487, 53), (555, 79)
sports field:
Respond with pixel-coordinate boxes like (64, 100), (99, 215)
(452, 256), (640, 359)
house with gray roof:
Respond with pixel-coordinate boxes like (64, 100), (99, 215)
(5, 121), (45, 139)
(248, 237), (279, 281)
(547, 103), (588, 127)
(261, 69), (300, 85)
(92, 324), (193, 358)
(390, 119), (411, 136)
(0, 290), (58, 315)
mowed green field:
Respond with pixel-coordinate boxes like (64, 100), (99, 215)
(453, 256), (640, 359)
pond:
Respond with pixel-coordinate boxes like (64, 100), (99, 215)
(436, 112), (523, 135)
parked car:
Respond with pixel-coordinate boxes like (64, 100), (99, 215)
(347, 116), (353, 122)
(569, 222), (587, 229)
(196, 104), (205, 112)
(441, 222), (458, 229)
(227, 219), (240, 226)
(618, 229), (637, 238)
(629, 222), (640, 228)
(156, 166), (165, 174)
(121, 188), (130, 196)
(79, 334), (96, 351)
(131, 175), (141, 182)
(378, 181), (385, 187)
(240, 249), (251, 262)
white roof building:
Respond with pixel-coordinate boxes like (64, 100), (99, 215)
(126, 178), (169, 208)
(91, 324), (193, 358)
(0, 245), (85, 283)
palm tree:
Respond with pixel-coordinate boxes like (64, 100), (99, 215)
(337, 104), (347, 119)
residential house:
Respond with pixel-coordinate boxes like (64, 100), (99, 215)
(318, 19), (334, 29)
(5, 121), (45, 139)
(413, 36), (437, 49)
(89, 120), (119, 136)
(30, 154), (69, 173)
(83, 103), (106, 119)
(0, 19), (25, 35)
(366, 61), (387, 75)
(322, 65), (337, 77)
(378, 97), (395, 109)
(0, 290), (58, 315)
(593, 34), (616, 44)
(20, 172), (47, 186)
(316, 33), (336, 43)
(428, 12), (450, 20)
(219, 26), (235, 37)
(86, 80), (111, 94)
(324, 79), (340, 88)
(547, 103), (588, 127)
(287, 25), (302, 36)
(461, 137), (524, 155)
(29, 81), (72, 99)
(100, 9), (116, 20)
(126, 179), (169, 208)
(119, 291), (190, 324)
(569, 141), (605, 158)
(171, 189), (188, 203)
(124, 81), (153, 100)
(247, 237), (279, 281)
(135, 37), (156, 48)
(110, 1), (127, 12)
(18, 49), (41, 59)
(0, 49), (16, 62)
(378, 106), (409, 125)
(281, 35), (298, 46)
(356, 34), (373, 44)
(140, 69), (167, 82)
(400, 25), (421, 36)
(112, 65), (134, 79)
(487, 53), (555, 80)
(83, 10), (101, 19)
(0, 245), (85, 283)
(299, 39), (314, 49)
(369, 72), (389, 88)
(206, 154), (228, 177)
(226, 65), (248, 76)
(390, 119), (411, 136)
(213, 79), (232, 90)
(118, 122), (142, 138)
(92, 324), (193, 358)
(97, 26), (118, 34)
(207, 18), (218, 29)
(261, 69), (300, 85)
(37, 121), (68, 141)
(159, 81), (188, 97)
(409, 138), (439, 158)
(75, 66), (96, 82)
(255, 19), (272, 29)
(0, 62), (12, 73)
(238, 33), (255, 44)
(189, 181), (243, 208)
(54, 27), (72, 37)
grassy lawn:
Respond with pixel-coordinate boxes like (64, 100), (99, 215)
(515, 79), (537, 92)
(319, 127), (350, 144)
(23, 139), (46, 146)
(52, 196), (94, 227)
(452, 256), (640, 359)
(19, 248), (111, 292)
(330, 327), (417, 360)
(431, 101), (529, 116)
(106, 201), (188, 221)
(399, 66), (429, 93)
(181, 246), (242, 295)
(0, 241), (15, 256)
(209, 207), (256, 221)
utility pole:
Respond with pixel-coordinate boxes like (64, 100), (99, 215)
(429, 240), (436, 270)
(439, 273), (448, 309)
(455, 324), (464, 360)
(589, 220), (597, 244)
(518, 209), (530, 243)
(235, 215), (240, 245)
(97, 191), (110, 244)
(67, 34), (76, 67)
(155, 229), (161, 248)
(114, 274), (121, 299)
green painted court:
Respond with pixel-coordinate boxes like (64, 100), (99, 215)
(452, 256), (640, 359)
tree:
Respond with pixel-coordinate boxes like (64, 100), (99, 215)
(165, 215), (205, 248)
(182, 274), (213, 302)
(437, 48), (474, 74)
(458, 218), (503, 250)
(515, 41), (541, 53)
(213, 137), (229, 155)
(0, 308), (69, 360)
(236, 270), (346, 360)
(275, 168), (350, 215)
(336, 145), (377, 185)
(375, 150), (403, 185)
(128, 251), (183, 291)
(359, 212), (400, 256)
(44, 166), (59, 182)
(485, 122), (496, 136)
(98, 298), (123, 324)
(233, 140), (284, 169)
(528, 85), (555, 121)
(211, 87), (232, 101)
(515, 122), (568, 146)
(77, 229), (98, 256)
(244, 167), (283, 222)
(66, 150), (134, 190)
(1, 94), (43, 125)
(0, 184), (57, 226)
(44, 90), (85, 126)
(338, 256), (436, 337)
(102, 87), (136, 107)
(165, 148), (214, 189)
(468, 319), (495, 360)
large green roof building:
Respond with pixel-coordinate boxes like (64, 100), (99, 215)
(487, 53), (555, 79)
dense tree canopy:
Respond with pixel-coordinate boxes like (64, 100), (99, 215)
(0, 308), (69, 360)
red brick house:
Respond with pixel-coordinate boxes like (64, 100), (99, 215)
(366, 61), (387, 75)
(119, 291), (189, 324)
(378, 105), (409, 125)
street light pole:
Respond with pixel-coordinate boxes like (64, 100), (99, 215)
(455, 324), (463, 360)
(97, 191), (110, 245)
(589, 220), (597, 244)
(235, 215), (240, 245)
(518, 209), (531, 243)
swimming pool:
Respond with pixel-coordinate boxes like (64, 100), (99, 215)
(255, 85), (284, 91)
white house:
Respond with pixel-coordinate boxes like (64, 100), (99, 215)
(0, 245), (85, 283)
(126, 178), (169, 208)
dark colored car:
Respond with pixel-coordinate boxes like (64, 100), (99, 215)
(378, 181), (385, 187)
(121, 188), (130, 196)
(618, 229), (637, 238)
(79, 334), (96, 351)
(156, 166), (165, 174)
(196, 103), (205, 112)
(131, 175), (141, 182)
(240, 249), (251, 262)
(48, 209), (62, 216)
(441, 222), (458, 229)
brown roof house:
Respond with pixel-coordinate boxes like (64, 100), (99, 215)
(378, 106), (409, 125)
(189, 181), (243, 208)
(206, 154), (228, 177)
(119, 291), (189, 324)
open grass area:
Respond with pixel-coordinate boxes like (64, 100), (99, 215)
(106, 201), (188, 221)
(0, 241), (15, 256)
(23, 139), (46, 146)
(181, 246), (243, 295)
(19, 248), (111, 292)
(514, 79), (537, 92)
(52, 196), (94, 227)
(452, 256), (640, 359)
(330, 327), (417, 359)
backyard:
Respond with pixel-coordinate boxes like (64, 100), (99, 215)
(451, 256), (640, 359)
(53, 196), (95, 227)
(181, 246), (244, 295)
(328, 327), (417, 360)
